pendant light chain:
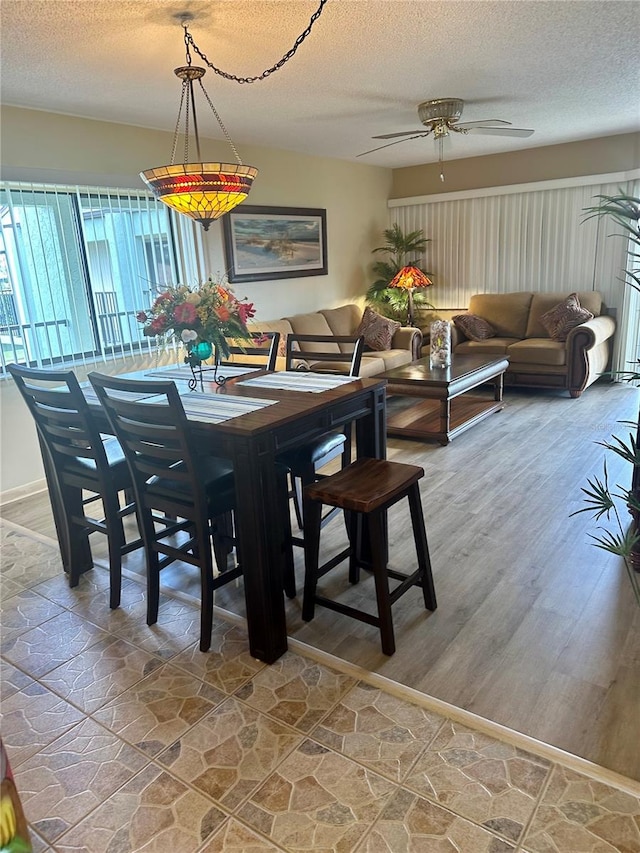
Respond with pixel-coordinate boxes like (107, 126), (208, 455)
(184, 0), (328, 84)
(197, 80), (243, 165)
(169, 81), (188, 165)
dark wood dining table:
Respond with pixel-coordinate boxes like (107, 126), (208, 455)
(84, 366), (388, 664)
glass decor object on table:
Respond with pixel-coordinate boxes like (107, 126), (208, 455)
(137, 277), (256, 389)
(430, 319), (451, 367)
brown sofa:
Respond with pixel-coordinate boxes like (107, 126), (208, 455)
(418, 291), (616, 397)
(250, 303), (423, 377)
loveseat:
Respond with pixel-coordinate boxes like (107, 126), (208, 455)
(418, 291), (616, 397)
(250, 303), (422, 377)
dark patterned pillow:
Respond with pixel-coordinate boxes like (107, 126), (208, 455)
(354, 306), (401, 351)
(540, 293), (593, 341)
(452, 313), (496, 342)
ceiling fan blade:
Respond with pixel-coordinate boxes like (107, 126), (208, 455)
(372, 129), (431, 140)
(357, 134), (430, 157)
(457, 119), (512, 129)
(466, 126), (535, 137)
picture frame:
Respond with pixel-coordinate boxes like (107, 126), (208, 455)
(222, 205), (328, 283)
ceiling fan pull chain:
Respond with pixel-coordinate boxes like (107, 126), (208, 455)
(184, 0), (328, 85)
(438, 136), (445, 182)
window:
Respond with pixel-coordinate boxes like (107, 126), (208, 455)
(0, 183), (179, 369)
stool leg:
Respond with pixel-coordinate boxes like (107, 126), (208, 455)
(302, 496), (324, 622)
(408, 484), (437, 611)
(369, 509), (395, 655)
(348, 512), (361, 584)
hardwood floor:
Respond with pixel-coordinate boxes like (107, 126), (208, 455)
(2, 379), (639, 781)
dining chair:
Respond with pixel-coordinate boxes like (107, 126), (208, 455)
(88, 371), (246, 651)
(284, 333), (364, 377)
(7, 363), (142, 609)
(279, 334), (365, 545)
(220, 331), (280, 372)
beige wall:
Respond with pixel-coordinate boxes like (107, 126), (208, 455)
(0, 106), (392, 492)
(391, 132), (640, 198)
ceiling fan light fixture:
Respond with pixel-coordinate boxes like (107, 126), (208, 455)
(418, 98), (464, 125)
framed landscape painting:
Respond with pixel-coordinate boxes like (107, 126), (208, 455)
(222, 205), (327, 283)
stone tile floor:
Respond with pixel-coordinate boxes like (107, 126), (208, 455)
(1, 519), (639, 852)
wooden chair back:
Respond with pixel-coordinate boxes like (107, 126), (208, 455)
(220, 331), (280, 371)
(285, 334), (364, 377)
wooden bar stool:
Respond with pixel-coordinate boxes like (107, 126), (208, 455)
(302, 458), (437, 655)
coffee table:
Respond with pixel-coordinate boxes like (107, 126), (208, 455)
(381, 354), (509, 445)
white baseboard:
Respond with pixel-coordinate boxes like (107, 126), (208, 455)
(0, 478), (48, 507)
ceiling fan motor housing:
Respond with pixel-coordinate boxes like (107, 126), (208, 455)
(418, 98), (464, 126)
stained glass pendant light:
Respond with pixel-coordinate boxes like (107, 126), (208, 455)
(140, 23), (257, 231)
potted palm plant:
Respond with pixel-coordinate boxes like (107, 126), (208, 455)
(572, 191), (640, 603)
(366, 224), (433, 323)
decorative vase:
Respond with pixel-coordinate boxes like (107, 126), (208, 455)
(184, 341), (228, 390)
(193, 340), (213, 361)
(430, 320), (451, 368)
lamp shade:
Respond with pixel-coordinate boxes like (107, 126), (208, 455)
(388, 265), (433, 290)
(140, 162), (258, 231)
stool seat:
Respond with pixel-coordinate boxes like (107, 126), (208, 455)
(305, 458), (423, 513)
(302, 457), (437, 655)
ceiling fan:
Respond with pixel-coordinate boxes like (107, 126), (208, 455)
(358, 97), (534, 180)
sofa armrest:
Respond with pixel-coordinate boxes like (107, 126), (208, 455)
(566, 314), (616, 350)
(392, 326), (423, 360)
(566, 314), (616, 396)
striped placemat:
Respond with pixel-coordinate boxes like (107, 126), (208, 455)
(238, 372), (356, 393)
(177, 392), (277, 424)
(145, 364), (255, 381)
(82, 386), (159, 405)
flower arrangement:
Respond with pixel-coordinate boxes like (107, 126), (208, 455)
(137, 278), (256, 363)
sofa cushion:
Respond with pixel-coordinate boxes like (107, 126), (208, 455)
(539, 293), (594, 341)
(526, 291), (601, 338)
(468, 292), (533, 339)
(358, 355), (388, 376)
(354, 306), (401, 351)
(452, 313), (496, 341)
(286, 312), (341, 353)
(300, 353), (388, 376)
(507, 339), (567, 366)
(455, 337), (518, 355)
(321, 305), (363, 350)
(367, 349), (412, 371)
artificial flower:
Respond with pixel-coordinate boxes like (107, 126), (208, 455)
(138, 277), (256, 360)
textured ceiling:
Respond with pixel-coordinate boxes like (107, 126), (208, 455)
(1, 0), (639, 169)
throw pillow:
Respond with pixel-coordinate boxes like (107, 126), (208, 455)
(540, 293), (594, 341)
(452, 313), (496, 342)
(354, 306), (401, 351)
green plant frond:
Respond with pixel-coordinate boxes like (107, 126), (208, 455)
(588, 527), (636, 558)
(582, 192), (640, 227)
(372, 224), (431, 258)
(597, 433), (639, 466)
(628, 491), (640, 513)
(571, 484), (615, 521)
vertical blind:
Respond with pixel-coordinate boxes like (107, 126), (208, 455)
(0, 182), (205, 371)
(392, 178), (639, 375)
